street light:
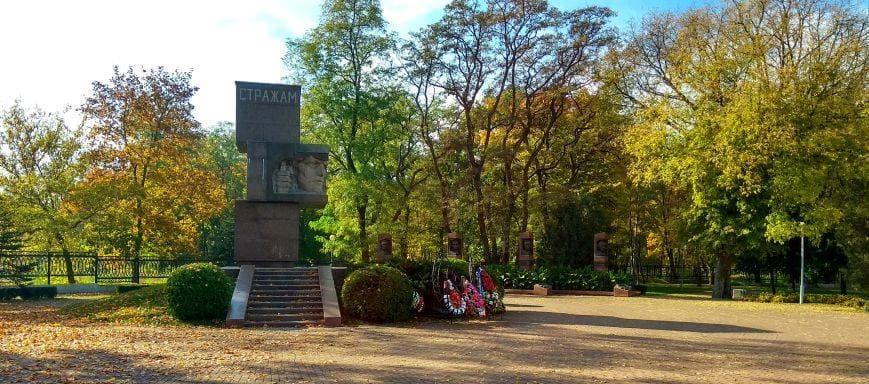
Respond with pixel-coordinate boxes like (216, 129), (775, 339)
(799, 222), (805, 305)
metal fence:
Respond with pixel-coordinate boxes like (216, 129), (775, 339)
(618, 264), (713, 285)
(0, 251), (211, 285)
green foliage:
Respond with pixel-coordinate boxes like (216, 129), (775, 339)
(0, 204), (35, 288)
(341, 265), (413, 323)
(287, 0), (411, 262)
(0, 103), (86, 283)
(385, 258), (470, 292)
(0, 200), (24, 252)
(197, 210), (235, 266)
(539, 196), (611, 267)
(298, 208), (330, 266)
(486, 264), (543, 290)
(18, 286), (57, 300)
(165, 263), (233, 322)
(487, 264), (631, 291)
(197, 123), (246, 266)
(617, 0), (867, 297)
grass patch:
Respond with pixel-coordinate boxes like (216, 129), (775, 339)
(644, 284), (712, 298)
(61, 284), (180, 326)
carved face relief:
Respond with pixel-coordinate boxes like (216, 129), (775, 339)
(297, 156), (326, 193)
(273, 160), (297, 194)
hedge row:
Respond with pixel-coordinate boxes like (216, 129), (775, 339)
(740, 292), (866, 310)
(0, 286), (58, 300)
(485, 264), (634, 291)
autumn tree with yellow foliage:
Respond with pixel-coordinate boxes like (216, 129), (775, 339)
(80, 67), (224, 282)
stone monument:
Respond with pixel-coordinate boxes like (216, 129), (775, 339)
(593, 232), (609, 271)
(447, 232), (463, 259)
(517, 232), (533, 270)
(377, 234), (392, 262)
(234, 81), (328, 266)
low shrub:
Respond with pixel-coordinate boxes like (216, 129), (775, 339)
(487, 264), (542, 289)
(487, 264), (631, 291)
(18, 286), (57, 300)
(341, 265), (414, 323)
(116, 284), (145, 294)
(771, 292), (799, 303)
(742, 292), (865, 309)
(0, 286), (20, 300)
(166, 263), (233, 322)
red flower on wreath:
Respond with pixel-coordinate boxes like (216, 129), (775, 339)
(481, 271), (496, 293)
(449, 290), (461, 307)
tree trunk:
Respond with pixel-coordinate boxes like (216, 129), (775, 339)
(400, 206), (410, 260)
(358, 204), (369, 262)
(770, 268), (777, 294)
(471, 169), (491, 263)
(54, 234), (76, 284)
(132, 215), (143, 284)
(712, 253), (732, 299)
(63, 250), (75, 284)
(666, 247), (676, 281)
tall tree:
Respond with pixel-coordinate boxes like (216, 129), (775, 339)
(0, 103), (88, 283)
(418, 0), (615, 262)
(81, 67), (224, 282)
(197, 122), (246, 265)
(616, 0), (867, 298)
(286, 0), (404, 262)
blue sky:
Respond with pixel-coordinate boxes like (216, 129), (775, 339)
(0, 0), (720, 128)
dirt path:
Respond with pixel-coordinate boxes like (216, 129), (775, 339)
(1, 295), (866, 383)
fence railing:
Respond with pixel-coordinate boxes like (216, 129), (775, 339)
(616, 264), (713, 285)
(0, 251), (212, 285)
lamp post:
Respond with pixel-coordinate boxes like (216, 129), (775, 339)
(799, 222), (805, 305)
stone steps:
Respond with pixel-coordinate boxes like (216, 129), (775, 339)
(244, 319), (321, 328)
(247, 306), (322, 315)
(251, 284), (320, 290)
(246, 312), (322, 322)
(243, 267), (324, 328)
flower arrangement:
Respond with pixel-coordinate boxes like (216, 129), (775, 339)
(463, 278), (486, 317)
(483, 291), (505, 314)
(411, 291), (425, 313)
(442, 280), (466, 316)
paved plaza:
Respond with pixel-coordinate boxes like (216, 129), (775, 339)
(1, 295), (866, 383)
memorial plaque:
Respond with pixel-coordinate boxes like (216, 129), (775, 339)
(447, 232), (463, 259)
(517, 232), (533, 270)
(593, 232), (609, 271)
(377, 234), (393, 262)
(235, 81), (301, 151)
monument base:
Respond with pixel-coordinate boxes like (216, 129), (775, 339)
(234, 201), (299, 266)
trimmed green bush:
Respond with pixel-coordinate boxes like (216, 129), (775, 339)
(0, 286), (20, 300)
(166, 263), (233, 322)
(116, 284), (145, 294)
(19, 286), (57, 300)
(341, 265), (413, 323)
